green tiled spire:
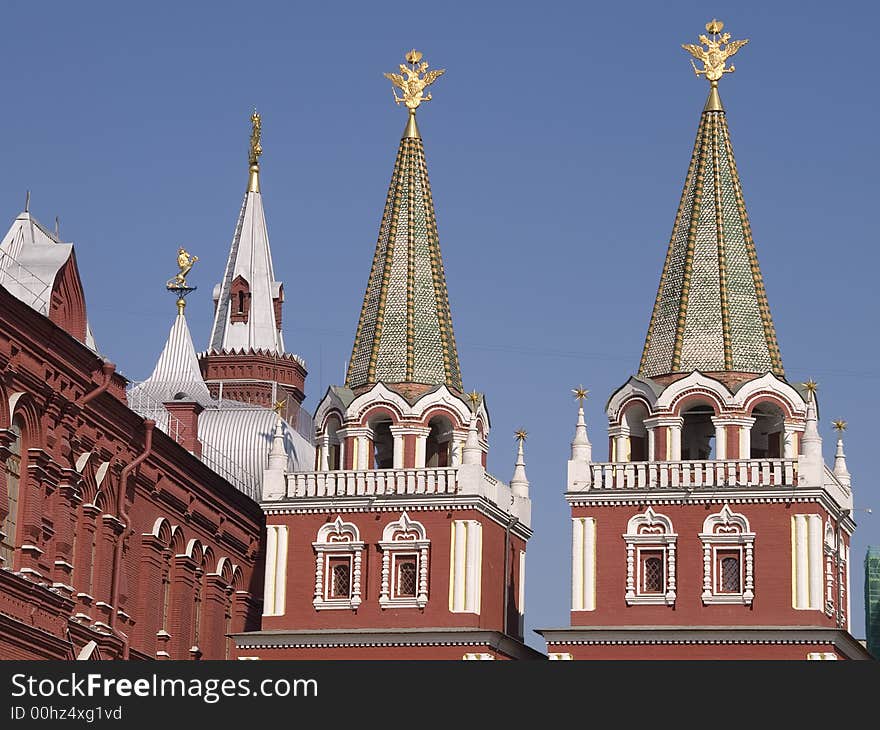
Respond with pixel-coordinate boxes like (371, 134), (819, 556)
(345, 122), (462, 392)
(639, 87), (784, 379)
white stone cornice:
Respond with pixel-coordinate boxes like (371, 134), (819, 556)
(643, 416), (683, 429)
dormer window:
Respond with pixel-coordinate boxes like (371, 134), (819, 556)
(230, 276), (251, 324)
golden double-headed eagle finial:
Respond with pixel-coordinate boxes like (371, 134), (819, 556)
(384, 49), (445, 111)
(682, 19), (749, 86)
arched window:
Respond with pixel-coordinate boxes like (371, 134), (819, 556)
(750, 402), (786, 458)
(699, 504), (755, 605)
(370, 418), (394, 469)
(0, 417), (23, 566)
(681, 400), (717, 460)
(623, 403), (649, 462)
(379, 512), (429, 609)
(624, 507), (677, 606)
(312, 517), (363, 610)
(425, 416), (453, 468)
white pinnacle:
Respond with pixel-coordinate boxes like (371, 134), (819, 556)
(833, 436), (851, 488)
(510, 437), (529, 497)
(462, 413), (482, 466)
(571, 403), (592, 462)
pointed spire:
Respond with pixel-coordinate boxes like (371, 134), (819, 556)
(134, 291), (212, 405)
(462, 393), (483, 466)
(832, 419), (851, 487)
(570, 386), (592, 462)
(346, 50), (460, 391)
(208, 111), (284, 354)
(800, 380), (823, 465)
(641, 22), (781, 379)
(510, 429), (529, 497)
(267, 413), (287, 471)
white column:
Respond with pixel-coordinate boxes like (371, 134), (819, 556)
(570, 517), (596, 611)
(711, 417), (726, 459)
(392, 433), (404, 469)
(450, 437), (464, 467)
(262, 526), (278, 616)
(609, 425), (630, 463)
(794, 515), (808, 609)
(518, 550), (526, 636)
(571, 518), (584, 610)
(449, 521), (466, 612)
(808, 514), (823, 610)
(465, 521), (482, 614)
(670, 423), (682, 461)
(320, 435), (330, 471)
(273, 526), (288, 616)
(783, 424), (798, 459)
(411, 426), (430, 468)
(845, 544), (851, 632)
(356, 436), (369, 469)
(647, 427), (656, 462)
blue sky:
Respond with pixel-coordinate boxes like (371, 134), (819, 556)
(1, 1), (877, 649)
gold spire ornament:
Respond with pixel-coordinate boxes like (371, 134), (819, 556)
(832, 419), (847, 433)
(167, 247), (198, 290)
(803, 379), (819, 401)
(248, 110), (262, 193)
(272, 399), (286, 417)
(682, 20), (749, 85)
(384, 49), (445, 138)
(467, 390), (481, 411)
(514, 428), (528, 442)
(572, 385), (589, 403)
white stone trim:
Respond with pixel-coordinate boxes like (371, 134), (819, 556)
(379, 512), (429, 609)
(623, 507), (676, 606)
(699, 504), (755, 605)
(791, 514), (824, 611)
(462, 652), (494, 660)
(312, 517), (363, 611)
(518, 550), (526, 636)
(571, 517), (596, 611)
(262, 525), (288, 616)
(448, 520), (482, 614)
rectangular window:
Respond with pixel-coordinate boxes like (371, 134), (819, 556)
(640, 550), (665, 594)
(0, 430), (21, 564)
(394, 555), (418, 598)
(327, 556), (352, 600)
(716, 549), (742, 594)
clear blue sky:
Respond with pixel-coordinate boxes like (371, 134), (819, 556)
(1, 1), (876, 650)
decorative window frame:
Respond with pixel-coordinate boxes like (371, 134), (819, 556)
(823, 520), (836, 617)
(379, 512), (429, 609)
(312, 517), (364, 610)
(699, 504), (755, 605)
(624, 507), (677, 606)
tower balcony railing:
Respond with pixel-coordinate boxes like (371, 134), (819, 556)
(588, 458), (798, 490)
(284, 466), (460, 499)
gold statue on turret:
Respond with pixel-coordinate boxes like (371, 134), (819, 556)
(167, 247), (198, 291)
(384, 49), (445, 111)
(682, 20), (749, 85)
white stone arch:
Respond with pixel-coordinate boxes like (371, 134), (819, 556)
(379, 512), (430, 608)
(699, 504), (755, 605)
(623, 507), (677, 606)
(734, 373), (806, 417)
(313, 517), (364, 610)
(606, 377), (658, 422)
(346, 384), (410, 424)
(654, 372), (732, 413)
(410, 386), (474, 429)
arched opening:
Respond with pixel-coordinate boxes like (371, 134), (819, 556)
(325, 416), (342, 470)
(623, 403), (649, 462)
(425, 415), (453, 468)
(750, 402), (786, 459)
(0, 417), (22, 566)
(371, 418), (394, 469)
(681, 400), (716, 461)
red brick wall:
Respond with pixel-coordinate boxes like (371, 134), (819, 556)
(570, 502), (837, 627)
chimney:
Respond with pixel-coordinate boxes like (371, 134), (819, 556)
(164, 396), (204, 457)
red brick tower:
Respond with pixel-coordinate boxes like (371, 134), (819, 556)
(539, 21), (870, 660)
(199, 112), (307, 421)
(234, 50), (539, 660)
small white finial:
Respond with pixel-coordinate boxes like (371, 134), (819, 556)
(510, 430), (529, 497)
(462, 411), (482, 466)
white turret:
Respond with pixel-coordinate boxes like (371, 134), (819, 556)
(510, 431), (529, 498)
(567, 388), (592, 491)
(832, 421), (851, 488)
(798, 384), (824, 487)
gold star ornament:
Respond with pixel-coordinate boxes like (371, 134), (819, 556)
(272, 399), (286, 416)
(803, 379), (819, 399)
(832, 419), (847, 433)
(467, 390), (481, 409)
(515, 429), (528, 442)
(572, 385), (589, 403)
